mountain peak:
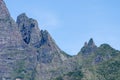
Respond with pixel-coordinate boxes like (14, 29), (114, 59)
(17, 13), (41, 45)
(83, 38), (96, 47)
(0, 0), (10, 19)
(79, 38), (97, 55)
(88, 38), (95, 46)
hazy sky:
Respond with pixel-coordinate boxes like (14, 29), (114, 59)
(4, 0), (120, 55)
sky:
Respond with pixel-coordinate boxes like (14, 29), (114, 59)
(4, 0), (120, 55)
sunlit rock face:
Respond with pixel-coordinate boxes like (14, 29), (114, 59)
(0, 0), (37, 80)
(0, 0), (24, 50)
(0, 0), (10, 19)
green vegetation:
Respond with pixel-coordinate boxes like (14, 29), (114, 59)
(73, 44), (120, 80)
(95, 54), (120, 80)
(54, 70), (83, 80)
(95, 44), (119, 57)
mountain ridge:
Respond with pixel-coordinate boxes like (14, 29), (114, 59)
(0, 0), (120, 80)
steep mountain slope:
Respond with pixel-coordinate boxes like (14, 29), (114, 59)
(16, 13), (71, 80)
(0, 0), (38, 80)
(0, 0), (24, 49)
(0, 0), (70, 80)
(16, 13), (69, 63)
(0, 1), (39, 80)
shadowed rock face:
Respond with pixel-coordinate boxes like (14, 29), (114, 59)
(16, 13), (66, 64)
(17, 13), (41, 46)
(16, 13), (61, 53)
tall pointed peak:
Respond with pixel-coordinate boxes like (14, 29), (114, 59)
(17, 13), (41, 45)
(78, 38), (97, 55)
(88, 38), (95, 46)
(0, 0), (10, 19)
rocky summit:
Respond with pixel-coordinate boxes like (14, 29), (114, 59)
(0, 0), (120, 80)
(0, 0), (69, 80)
(79, 38), (97, 56)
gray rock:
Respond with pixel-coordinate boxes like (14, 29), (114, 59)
(79, 38), (97, 55)
(17, 13), (41, 46)
(0, 0), (73, 80)
(0, 0), (25, 50)
(1, 0), (120, 79)
(0, 0), (37, 80)
(0, 0), (10, 19)
(16, 5), (70, 80)
(16, 13), (68, 63)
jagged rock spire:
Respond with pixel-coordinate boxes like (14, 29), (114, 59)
(79, 38), (97, 55)
(16, 13), (61, 53)
(17, 13), (41, 45)
(0, 0), (10, 19)
(88, 38), (95, 46)
(83, 38), (96, 47)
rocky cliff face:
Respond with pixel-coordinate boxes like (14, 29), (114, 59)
(16, 13), (68, 64)
(16, 13), (70, 80)
(0, 0), (38, 80)
(0, 0), (24, 50)
(17, 13), (41, 46)
(0, 0), (70, 80)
